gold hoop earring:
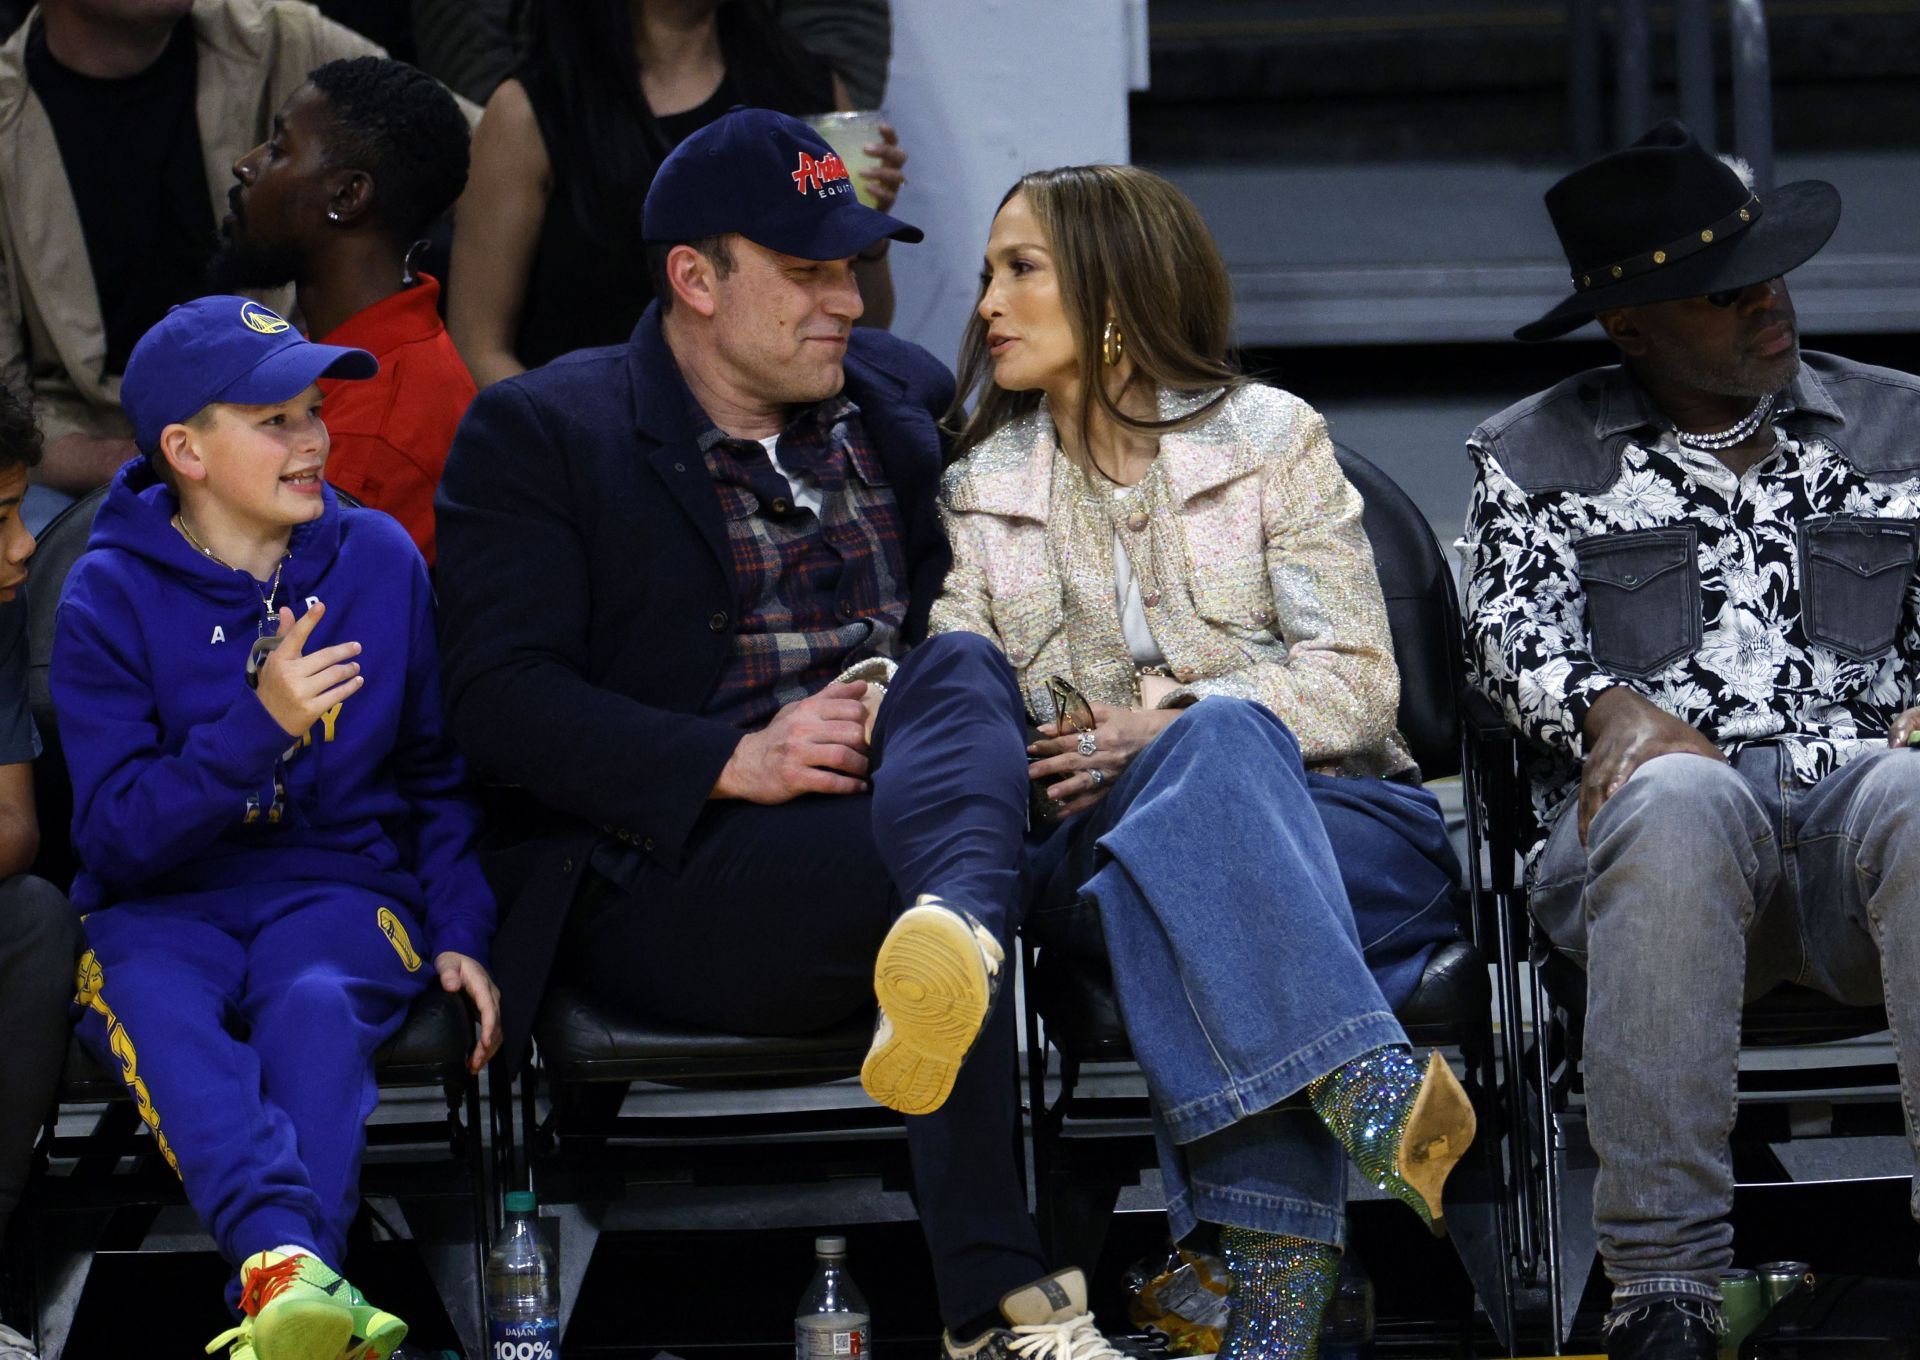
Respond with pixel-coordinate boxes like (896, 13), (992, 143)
(1102, 320), (1124, 367)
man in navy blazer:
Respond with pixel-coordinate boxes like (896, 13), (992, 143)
(436, 110), (1084, 1346)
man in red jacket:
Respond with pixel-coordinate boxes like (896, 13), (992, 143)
(210, 54), (472, 565)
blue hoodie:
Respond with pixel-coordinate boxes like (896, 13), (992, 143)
(51, 459), (494, 966)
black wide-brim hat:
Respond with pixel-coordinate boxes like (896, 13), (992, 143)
(1516, 119), (1841, 342)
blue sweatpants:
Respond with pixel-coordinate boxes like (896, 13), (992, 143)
(73, 883), (428, 1269)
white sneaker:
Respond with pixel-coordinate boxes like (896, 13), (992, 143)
(941, 1269), (1125, 1360)
(861, 895), (1004, 1116)
(0, 1320), (38, 1360)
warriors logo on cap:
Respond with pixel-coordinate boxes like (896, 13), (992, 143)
(240, 301), (291, 335)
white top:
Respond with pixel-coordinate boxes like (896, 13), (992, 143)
(1111, 517), (1166, 667)
(759, 433), (824, 515)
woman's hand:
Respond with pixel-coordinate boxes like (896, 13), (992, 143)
(861, 123), (908, 213)
(1028, 701), (1182, 818)
(434, 950), (503, 1075)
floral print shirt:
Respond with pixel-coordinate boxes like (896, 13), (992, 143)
(1464, 358), (1920, 860)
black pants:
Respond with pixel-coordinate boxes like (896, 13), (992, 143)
(0, 874), (82, 1244)
(562, 635), (1048, 1329)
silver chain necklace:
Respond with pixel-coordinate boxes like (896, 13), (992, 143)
(1674, 393), (1776, 452)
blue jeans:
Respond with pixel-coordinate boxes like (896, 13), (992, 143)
(1531, 743), (1920, 1314)
(871, 635), (1462, 1248)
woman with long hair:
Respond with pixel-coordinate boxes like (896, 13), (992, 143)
(862, 165), (1474, 1357)
(448, 0), (905, 385)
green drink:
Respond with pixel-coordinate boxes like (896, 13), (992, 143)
(804, 111), (886, 209)
(1720, 1270), (1767, 1360)
(1758, 1261), (1813, 1308)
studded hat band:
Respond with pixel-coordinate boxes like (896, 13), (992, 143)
(1572, 193), (1764, 292)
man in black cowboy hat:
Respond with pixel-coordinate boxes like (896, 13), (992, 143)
(1465, 119), (1920, 1360)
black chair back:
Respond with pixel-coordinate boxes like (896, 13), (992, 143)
(1334, 443), (1464, 780)
(23, 484), (108, 888)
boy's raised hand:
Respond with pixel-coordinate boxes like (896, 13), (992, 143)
(435, 951), (503, 1074)
(254, 601), (364, 738)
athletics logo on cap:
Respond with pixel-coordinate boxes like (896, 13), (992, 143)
(790, 150), (852, 199)
(240, 301), (291, 335)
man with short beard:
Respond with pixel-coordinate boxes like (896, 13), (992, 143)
(0, 0), (387, 520)
(437, 108), (1123, 1358)
(211, 54), (473, 563)
(1465, 121), (1920, 1360)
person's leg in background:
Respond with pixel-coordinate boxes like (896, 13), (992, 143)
(0, 875), (81, 1356)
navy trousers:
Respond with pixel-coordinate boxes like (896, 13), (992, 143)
(560, 632), (1046, 1329)
(73, 884), (427, 1269)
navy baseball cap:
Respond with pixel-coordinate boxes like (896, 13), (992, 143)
(121, 295), (378, 453)
(643, 106), (923, 258)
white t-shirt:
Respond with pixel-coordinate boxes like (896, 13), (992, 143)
(1111, 485), (1166, 666)
(758, 433), (824, 515)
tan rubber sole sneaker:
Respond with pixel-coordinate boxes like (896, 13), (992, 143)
(1398, 1050), (1478, 1235)
(862, 900), (1002, 1116)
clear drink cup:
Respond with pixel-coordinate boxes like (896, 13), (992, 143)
(804, 111), (887, 209)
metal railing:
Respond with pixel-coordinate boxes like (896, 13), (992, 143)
(1569, 0), (1775, 188)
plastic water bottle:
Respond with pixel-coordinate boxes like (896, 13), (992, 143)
(1319, 1248), (1376, 1359)
(795, 1235), (871, 1360)
(487, 1191), (560, 1360)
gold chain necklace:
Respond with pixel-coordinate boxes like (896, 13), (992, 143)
(173, 513), (290, 622)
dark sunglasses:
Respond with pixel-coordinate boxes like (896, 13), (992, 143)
(1046, 674), (1096, 734)
(1705, 277), (1781, 309)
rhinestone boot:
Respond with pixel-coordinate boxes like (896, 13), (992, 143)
(1307, 1047), (1475, 1235)
(1218, 1228), (1339, 1360)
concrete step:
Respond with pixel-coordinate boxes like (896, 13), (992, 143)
(1157, 150), (1920, 348)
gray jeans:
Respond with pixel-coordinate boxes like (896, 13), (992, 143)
(1531, 743), (1920, 1311)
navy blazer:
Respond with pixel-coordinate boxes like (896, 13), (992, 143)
(436, 304), (954, 1063)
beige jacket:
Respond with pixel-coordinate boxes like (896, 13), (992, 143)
(930, 384), (1415, 779)
(0, 0), (385, 444)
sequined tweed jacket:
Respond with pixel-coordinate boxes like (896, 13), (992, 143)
(931, 384), (1416, 779)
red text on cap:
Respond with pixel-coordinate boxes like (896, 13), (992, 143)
(791, 151), (851, 196)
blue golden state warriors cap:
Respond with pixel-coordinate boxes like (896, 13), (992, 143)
(643, 106), (923, 259)
(121, 295), (378, 453)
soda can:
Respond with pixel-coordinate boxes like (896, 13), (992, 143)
(1719, 1270), (1767, 1360)
(1758, 1261), (1814, 1308)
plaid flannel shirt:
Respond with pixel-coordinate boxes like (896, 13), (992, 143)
(698, 395), (909, 729)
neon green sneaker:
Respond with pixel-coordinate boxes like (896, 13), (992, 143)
(208, 1331), (257, 1360)
(204, 1251), (354, 1360)
(336, 1277), (408, 1360)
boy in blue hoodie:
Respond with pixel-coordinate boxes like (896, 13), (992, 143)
(50, 296), (500, 1360)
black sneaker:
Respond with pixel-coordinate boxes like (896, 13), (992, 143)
(940, 1269), (1122, 1360)
(1604, 1298), (1724, 1360)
